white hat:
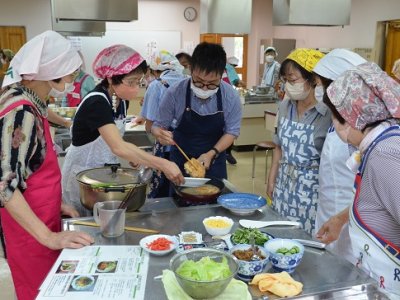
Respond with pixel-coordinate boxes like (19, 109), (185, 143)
(313, 48), (367, 80)
(2, 30), (81, 88)
(264, 46), (278, 56)
(227, 56), (239, 66)
(149, 50), (183, 72)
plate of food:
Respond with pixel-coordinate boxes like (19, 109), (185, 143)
(230, 227), (273, 246)
(71, 275), (95, 291)
(96, 261), (117, 273)
(140, 234), (179, 256)
(58, 261), (77, 273)
(174, 178), (225, 205)
(217, 193), (267, 215)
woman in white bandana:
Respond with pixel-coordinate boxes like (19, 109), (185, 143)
(0, 30), (94, 300)
(313, 49), (366, 263)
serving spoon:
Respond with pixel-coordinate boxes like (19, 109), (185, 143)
(239, 219), (301, 229)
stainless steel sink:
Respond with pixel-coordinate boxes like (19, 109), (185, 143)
(123, 132), (153, 150)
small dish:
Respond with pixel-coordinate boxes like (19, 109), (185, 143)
(71, 275), (95, 291)
(96, 261), (117, 273)
(231, 230), (273, 246)
(217, 193), (267, 215)
(264, 238), (304, 274)
(140, 234), (178, 256)
(178, 177), (211, 187)
(203, 216), (234, 236)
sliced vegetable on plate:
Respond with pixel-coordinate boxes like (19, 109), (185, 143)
(231, 228), (273, 246)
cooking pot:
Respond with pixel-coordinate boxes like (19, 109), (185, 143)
(76, 164), (148, 212)
(173, 178), (225, 206)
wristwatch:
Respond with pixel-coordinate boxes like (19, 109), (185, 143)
(211, 147), (220, 159)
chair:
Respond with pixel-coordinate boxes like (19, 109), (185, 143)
(251, 141), (275, 185)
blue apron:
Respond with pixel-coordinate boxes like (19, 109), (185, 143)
(170, 81), (227, 179)
(273, 105), (320, 234)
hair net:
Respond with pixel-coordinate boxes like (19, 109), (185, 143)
(264, 46), (278, 56)
(93, 44), (145, 79)
(327, 62), (400, 130)
(227, 56), (239, 66)
(148, 50), (183, 72)
(2, 30), (82, 88)
(286, 48), (325, 73)
(313, 49), (366, 80)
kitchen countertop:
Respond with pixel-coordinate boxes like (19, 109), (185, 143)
(62, 196), (388, 299)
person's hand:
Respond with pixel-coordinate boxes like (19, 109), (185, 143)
(266, 180), (275, 200)
(129, 161), (140, 168)
(315, 215), (346, 245)
(64, 119), (72, 128)
(44, 231), (94, 250)
(132, 116), (145, 125)
(155, 128), (174, 146)
(197, 152), (214, 170)
(61, 203), (79, 218)
(162, 161), (185, 186)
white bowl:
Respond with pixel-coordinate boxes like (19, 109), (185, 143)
(203, 216), (234, 236)
(139, 234), (178, 256)
(264, 239), (304, 273)
(178, 177), (211, 187)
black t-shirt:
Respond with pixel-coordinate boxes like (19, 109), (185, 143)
(71, 85), (128, 146)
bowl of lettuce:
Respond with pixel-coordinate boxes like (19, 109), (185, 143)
(170, 248), (238, 299)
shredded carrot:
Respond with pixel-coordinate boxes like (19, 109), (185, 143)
(146, 237), (173, 251)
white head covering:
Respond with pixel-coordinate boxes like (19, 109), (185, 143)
(149, 50), (183, 72)
(313, 48), (366, 80)
(264, 46), (278, 56)
(227, 56), (239, 66)
(2, 30), (82, 88)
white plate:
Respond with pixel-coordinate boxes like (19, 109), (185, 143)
(71, 275), (95, 291)
(139, 234), (178, 256)
(178, 177), (211, 187)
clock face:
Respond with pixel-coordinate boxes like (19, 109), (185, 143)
(184, 7), (197, 22)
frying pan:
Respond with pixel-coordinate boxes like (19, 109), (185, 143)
(174, 178), (225, 206)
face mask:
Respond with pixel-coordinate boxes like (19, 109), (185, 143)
(49, 81), (74, 99)
(265, 55), (274, 63)
(190, 82), (219, 99)
(0, 58), (6, 65)
(314, 85), (324, 102)
(284, 82), (310, 101)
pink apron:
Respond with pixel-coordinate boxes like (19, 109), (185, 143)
(349, 126), (400, 296)
(0, 100), (62, 300)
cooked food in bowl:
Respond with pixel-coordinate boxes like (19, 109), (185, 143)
(232, 247), (266, 261)
(231, 228), (272, 246)
(203, 216), (233, 236)
(181, 184), (220, 196)
(96, 261), (117, 273)
(184, 158), (206, 178)
(71, 275), (95, 290)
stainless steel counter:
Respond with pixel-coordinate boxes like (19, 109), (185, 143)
(62, 197), (390, 299)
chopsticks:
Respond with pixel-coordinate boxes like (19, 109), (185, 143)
(174, 142), (193, 164)
(72, 221), (159, 234)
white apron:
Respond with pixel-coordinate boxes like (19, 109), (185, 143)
(315, 127), (356, 263)
(62, 92), (126, 217)
(349, 126), (400, 296)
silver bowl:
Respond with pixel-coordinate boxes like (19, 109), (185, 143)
(170, 249), (238, 299)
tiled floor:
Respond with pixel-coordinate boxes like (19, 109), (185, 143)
(0, 150), (270, 300)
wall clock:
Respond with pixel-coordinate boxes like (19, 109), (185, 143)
(184, 7), (197, 22)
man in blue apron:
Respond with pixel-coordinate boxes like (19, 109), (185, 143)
(151, 42), (242, 181)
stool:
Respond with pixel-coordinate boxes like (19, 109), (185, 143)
(252, 141), (275, 191)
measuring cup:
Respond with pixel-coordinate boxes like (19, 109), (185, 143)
(93, 201), (126, 237)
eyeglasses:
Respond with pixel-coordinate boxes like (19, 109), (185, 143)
(192, 78), (220, 90)
(122, 74), (145, 88)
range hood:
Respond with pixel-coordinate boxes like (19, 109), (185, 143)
(51, 0), (138, 36)
(273, 0), (351, 26)
(200, 0), (252, 34)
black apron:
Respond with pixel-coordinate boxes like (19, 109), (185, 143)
(170, 81), (227, 179)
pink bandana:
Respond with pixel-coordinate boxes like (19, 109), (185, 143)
(92, 44), (145, 79)
(327, 62), (400, 130)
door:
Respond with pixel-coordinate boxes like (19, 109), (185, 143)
(384, 20), (400, 77)
(200, 33), (248, 84)
(0, 26), (26, 83)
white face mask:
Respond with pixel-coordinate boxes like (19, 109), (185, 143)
(265, 55), (274, 63)
(49, 81), (75, 99)
(190, 81), (219, 99)
(284, 82), (310, 101)
(314, 85), (324, 102)
(0, 58), (6, 65)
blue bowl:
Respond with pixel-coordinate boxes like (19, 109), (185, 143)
(229, 244), (270, 281)
(264, 239), (304, 274)
(217, 193), (267, 215)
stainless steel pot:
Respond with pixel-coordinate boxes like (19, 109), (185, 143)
(76, 165), (148, 212)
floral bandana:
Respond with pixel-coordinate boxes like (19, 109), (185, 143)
(286, 48), (324, 72)
(327, 62), (400, 130)
(92, 44), (145, 79)
(148, 50), (183, 73)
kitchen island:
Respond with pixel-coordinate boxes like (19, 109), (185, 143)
(62, 196), (388, 299)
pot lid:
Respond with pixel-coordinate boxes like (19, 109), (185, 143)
(76, 166), (140, 186)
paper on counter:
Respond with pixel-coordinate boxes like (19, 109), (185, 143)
(37, 245), (149, 300)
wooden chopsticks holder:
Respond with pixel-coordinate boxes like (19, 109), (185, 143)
(72, 220), (159, 234)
